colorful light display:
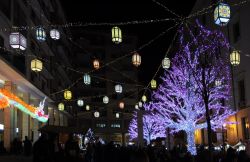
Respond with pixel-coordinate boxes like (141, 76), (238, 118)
(0, 89), (48, 122)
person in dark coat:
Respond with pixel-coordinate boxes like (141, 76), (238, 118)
(23, 136), (32, 156)
(33, 133), (50, 162)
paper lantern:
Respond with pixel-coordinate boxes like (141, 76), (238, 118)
(36, 27), (46, 41)
(138, 102), (143, 108)
(103, 96), (109, 104)
(9, 32), (27, 50)
(112, 26), (122, 44)
(77, 99), (84, 107)
(230, 50), (240, 66)
(31, 59), (43, 72)
(115, 113), (120, 118)
(142, 95), (147, 102)
(50, 29), (60, 40)
(94, 111), (100, 118)
(215, 79), (222, 87)
(151, 79), (157, 89)
(132, 52), (141, 67)
(93, 59), (100, 69)
(119, 101), (125, 109)
(135, 104), (139, 110)
(162, 57), (170, 69)
(84, 74), (91, 85)
(64, 90), (72, 100)
(58, 103), (64, 111)
(86, 105), (90, 111)
(214, 3), (230, 26)
(115, 84), (122, 93)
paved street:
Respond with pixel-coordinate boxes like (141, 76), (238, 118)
(0, 155), (32, 162)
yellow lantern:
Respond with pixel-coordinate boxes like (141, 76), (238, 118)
(112, 26), (122, 44)
(135, 104), (139, 110)
(132, 52), (141, 67)
(31, 59), (43, 72)
(151, 79), (157, 89)
(119, 101), (125, 109)
(93, 59), (100, 69)
(115, 113), (120, 118)
(230, 50), (240, 66)
(86, 105), (90, 111)
(58, 103), (64, 111)
(142, 95), (147, 102)
(64, 90), (72, 100)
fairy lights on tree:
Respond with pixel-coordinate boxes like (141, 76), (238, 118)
(144, 21), (234, 155)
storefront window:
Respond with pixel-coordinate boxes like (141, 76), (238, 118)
(242, 117), (250, 139)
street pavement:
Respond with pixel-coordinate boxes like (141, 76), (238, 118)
(0, 155), (32, 162)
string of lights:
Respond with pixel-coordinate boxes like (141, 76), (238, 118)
(152, 0), (181, 18)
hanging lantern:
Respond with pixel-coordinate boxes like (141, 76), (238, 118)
(115, 84), (122, 93)
(214, 2), (230, 26)
(77, 99), (84, 107)
(58, 103), (64, 111)
(93, 59), (100, 69)
(111, 26), (122, 44)
(138, 102), (143, 108)
(50, 29), (60, 40)
(162, 57), (170, 69)
(135, 104), (139, 110)
(86, 105), (90, 111)
(115, 113), (120, 118)
(94, 111), (100, 118)
(230, 50), (240, 66)
(103, 96), (109, 104)
(36, 27), (46, 41)
(215, 79), (222, 87)
(9, 32), (27, 50)
(151, 79), (157, 89)
(142, 95), (147, 102)
(132, 52), (141, 67)
(119, 101), (125, 109)
(83, 74), (91, 85)
(31, 59), (43, 72)
(64, 90), (72, 100)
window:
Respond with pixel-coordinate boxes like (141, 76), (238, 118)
(111, 124), (121, 128)
(233, 22), (240, 43)
(242, 117), (250, 139)
(238, 80), (246, 108)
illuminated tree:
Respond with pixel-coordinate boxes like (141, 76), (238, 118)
(145, 22), (234, 155)
(128, 111), (166, 144)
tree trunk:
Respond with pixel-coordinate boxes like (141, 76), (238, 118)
(187, 131), (197, 155)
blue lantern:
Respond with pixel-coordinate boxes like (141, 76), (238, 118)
(36, 27), (46, 41)
(214, 3), (230, 26)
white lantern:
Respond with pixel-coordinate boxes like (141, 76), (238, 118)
(84, 74), (91, 85)
(119, 101), (125, 109)
(86, 105), (90, 111)
(58, 103), (64, 111)
(138, 102), (143, 108)
(230, 50), (240, 66)
(115, 113), (120, 118)
(103, 96), (109, 104)
(50, 29), (60, 40)
(77, 99), (84, 107)
(112, 26), (122, 44)
(142, 95), (147, 102)
(162, 57), (170, 69)
(132, 52), (141, 67)
(94, 111), (100, 118)
(9, 32), (27, 50)
(31, 59), (43, 72)
(64, 90), (72, 100)
(135, 104), (139, 110)
(214, 3), (230, 26)
(215, 79), (222, 87)
(115, 84), (122, 93)
(151, 79), (157, 89)
(36, 27), (46, 41)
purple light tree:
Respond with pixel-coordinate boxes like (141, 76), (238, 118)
(145, 22), (234, 155)
(128, 111), (166, 144)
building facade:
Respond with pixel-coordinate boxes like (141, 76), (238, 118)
(191, 0), (250, 145)
(0, 0), (72, 150)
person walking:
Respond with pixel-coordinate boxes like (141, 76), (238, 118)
(23, 136), (32, 156)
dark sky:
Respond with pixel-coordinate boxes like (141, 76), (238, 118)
(60, 0), (197, 86)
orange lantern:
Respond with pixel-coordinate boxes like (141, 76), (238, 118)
(93, 59), (100, 69)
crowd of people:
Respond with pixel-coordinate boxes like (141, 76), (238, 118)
(0, 133), (250, 162)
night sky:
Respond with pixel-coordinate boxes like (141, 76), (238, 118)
(60, 0), (196, 86)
